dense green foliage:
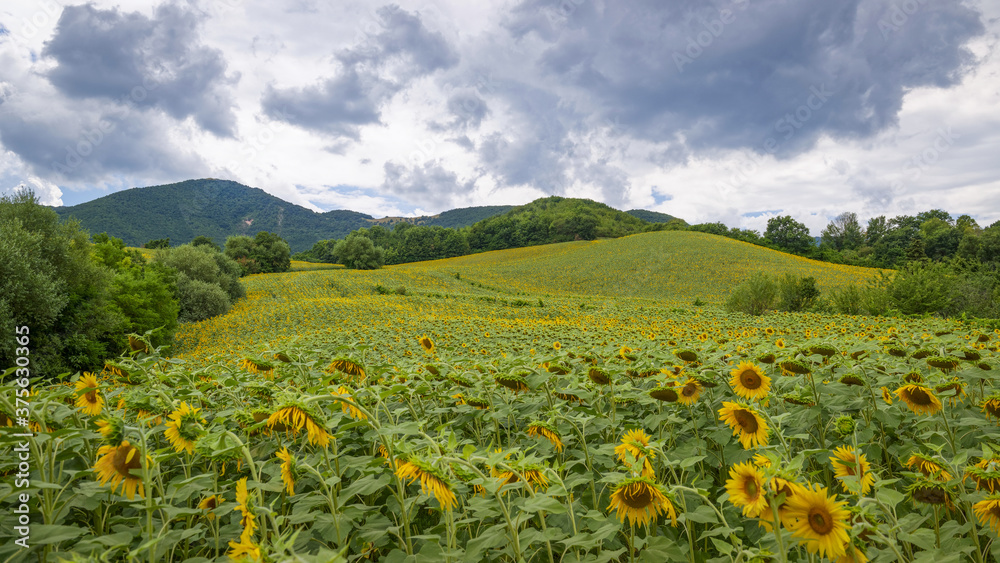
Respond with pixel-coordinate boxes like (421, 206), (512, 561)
(0, 193), (180, 376)
(224, 231), (292, 275)
(334, 232), (386, 270)
(624, 209), (678, 223)
(155, 244), (245, 323)
(299, 197), (674, 268)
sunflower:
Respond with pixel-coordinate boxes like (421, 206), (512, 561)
(74, 373), (104, 416)
(648, 384), (679, 403)
(527, 421), (564, 452)
(227, 539), (261, 562)
(880, 386), (892, 405)
(93, 440), (145, 500)
(267, 405), (330, 447)
(607, 477), (677, 527)
(198, 494), (223, 520)
(718, 402), (769, 449)
(829, 446), (875, 495)
(496, 373), (530, 392)
(973, 494), (1000, 534)
(553, 341), (561, 350)
(966, 458), (1000, 492)
(730, 362), (770, 401)
(837, 544), (869, 563)
(164, 402), (206, 455)
(725, 461), (767, 517)
(908, 479), (951, 507)
(95, 416), (124, 445)
(895, 385), (943, 416)
(275, 447), (297, 496)
(588, 367), (612, 385)
(326, 358), (366, 381)
(782, 483), (851, 560)
(334, 387), (367, 420)
(775, 338), (787, 349)
(982, 394), (1000, 421)
(235, 477), (257, 544)
(758, 477), (803, 531)
(239, 357), (274, 376)
(906, 453), (952, 481)
(752, 453), (772, 468)
(677, 379), (702, 406)
(615, 429), (655, 478)
(418, 335), (435, 355)
(396, 457), (457, 511)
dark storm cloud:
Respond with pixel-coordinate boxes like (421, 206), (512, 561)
(42, 4), (239, 137)
(0, 102), (208, 182)
(503, 0), (985, 158)
(381, 160), (475, 208)
(42, 3), (239, 137)
(261, 4), (458, 138)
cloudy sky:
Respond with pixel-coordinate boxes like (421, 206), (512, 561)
(0, 0), (997, 234)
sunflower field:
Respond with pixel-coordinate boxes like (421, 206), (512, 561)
(4, 233), (1000, 563)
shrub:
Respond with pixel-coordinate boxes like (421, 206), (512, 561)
(335, 234), (386, 270)
(724, 272), (777, 315)
(776, 274), (819, 312)
(888, 261), (954, 315)
(175, 276), (231, 322)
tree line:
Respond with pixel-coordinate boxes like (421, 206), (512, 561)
(0, 191), (291, 377)
(295, 196), (676, 268)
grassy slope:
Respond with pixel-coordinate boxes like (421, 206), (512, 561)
(400, 231), (881, 302)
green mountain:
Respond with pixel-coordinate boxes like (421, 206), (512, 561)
(369, 205), (515, 229)
(52, 179), (514, 253)
(626, 209), (679, 223)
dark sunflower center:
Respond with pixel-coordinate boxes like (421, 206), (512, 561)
(113, 446), (142, 478)
(740, 371), (761, 389)
(622, 483), (653, 509)
(808, 507), (834, 534)
(913, 486), (947, 505)
(733, 410), (759, 433)
(85, 391), (98, 402)
(909, 388), (932, 406)
(744, 479), (759, 499)
(682, 383), (697, 397)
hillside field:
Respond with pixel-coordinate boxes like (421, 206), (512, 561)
(7, 231), (1000, 563)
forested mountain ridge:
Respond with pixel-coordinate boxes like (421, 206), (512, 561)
(50, 180), (516, 252)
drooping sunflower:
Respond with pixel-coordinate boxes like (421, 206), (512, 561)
(588, 367), (612, 385)
(982, 394), (1000, 421)
(966, 458), (1000, 492)
(607, 477), (677, 527)
(235, 477), (257, 544)
(95, 416), (124, 445)
(74, 373), (104, 416)
(880, 387), (893, 405)
(495, 373), (529, 392)
(677, 379), (702, 406)
(649, 382), (679, 403)
(837, 544), (869, 563)
(730, 362), (771, 401)
(718, 402), (769, 449)
(396, 456), (457, 511)
(418, 335), (436, 355)
(334, 387), (367, 420)
(973, 494), (1000, 534)
(267, 404), (330, 447)
(906, 453), (953, 481)
(239, 357), (275, 377)
(782, 483), (851, 560)
(326, 358), (366, 381)
(164, 402), (206, 455)
(752, 453), (772, 468)
(895, 384), (943, 416)
(198, 494), (223, 520)
(275, 447), (296, 496)
(725, 461), (767, 517)
(829, 446), (875, 495)
(527, 421), (564, 452)
(93, 440), (145, 500)
(908, 479), (952, 507)
(615, 429), (655, 478)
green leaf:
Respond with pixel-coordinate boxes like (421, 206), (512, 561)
(28, 525), (86, 545)
(521, 494), (567, 514)
(680, 504), (718, 524)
